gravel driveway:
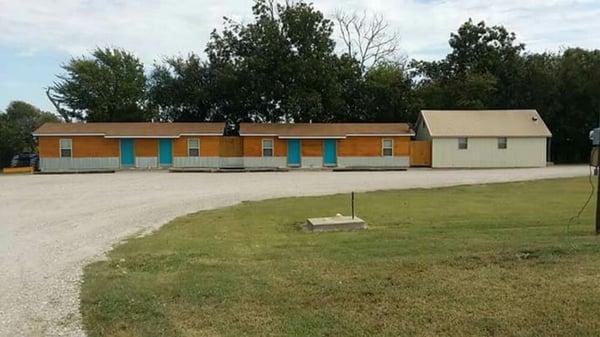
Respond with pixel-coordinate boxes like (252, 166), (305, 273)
(0, 166), (589, 336)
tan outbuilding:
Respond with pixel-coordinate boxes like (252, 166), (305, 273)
(415, 110), (552, 168)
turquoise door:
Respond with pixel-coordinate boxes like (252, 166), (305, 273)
(323, 139), (337, 166)
(287, 139), (301, 166)
(159, 139), (172, 166)
(120, 139), (135, 167)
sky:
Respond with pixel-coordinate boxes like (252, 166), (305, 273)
(1, 0), (599, 113)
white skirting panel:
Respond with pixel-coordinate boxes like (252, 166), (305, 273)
(243, 157), (287, 168)
(173, 156), (221, 168)
(337, 156), (409, 168)
(136, 157), (158, 169)
(301, 156), (323, 168)
(220, 157), (244, 168)
(39, 157), (120, 171)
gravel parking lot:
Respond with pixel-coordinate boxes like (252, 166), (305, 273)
(0, 166), (589, 336)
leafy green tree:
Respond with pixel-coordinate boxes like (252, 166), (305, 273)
(48, 48), (151, 122)
(0, 101), (60, 167)
(328, 55), (366, 122)
(362, 61), (417, 122)
(552, 49), (600, 162)
(413, 19), (523, 109)
(206, 0), (350, 124)
(148, 54), (216, 122)
(148, 1), (408, 127)
(508, 49), (600, 163)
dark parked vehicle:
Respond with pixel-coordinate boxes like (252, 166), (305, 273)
(10, 153), (39, 170)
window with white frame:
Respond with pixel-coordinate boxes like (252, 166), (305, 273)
(188, 138), (200, 157)
(59, 138), (72, 158)
(382, 139), (393, 157)
(262, 139), (273, 157)
(497, 137), (507, 149)
(458, 137), (468, 150)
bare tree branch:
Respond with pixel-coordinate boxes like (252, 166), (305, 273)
(334, 9), (400, 70)
(45, 87), (85, 122)
(45, 87), (71, 122)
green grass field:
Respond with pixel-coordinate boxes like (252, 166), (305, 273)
(81, 177), (600, 337)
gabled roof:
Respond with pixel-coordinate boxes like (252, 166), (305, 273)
(420, 110), (552, 137)
(33, 122), (225, 138)
(239, 123), (414, 138)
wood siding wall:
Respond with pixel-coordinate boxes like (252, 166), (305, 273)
(220, 137), (243, 157)
(173, 136), (220, 157)
(409, 140), (432, 166)
(301, 139), (322, 156)
(243, 137), (287, 157)
(338, 136), (410, 157)
(38, 134), (414, 163)
(135, 139), (158, 157)
(242, 136), (410, 157)
(38, 136), (119, 158)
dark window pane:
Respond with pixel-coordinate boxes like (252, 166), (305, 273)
(263, 149), (273, 157)
(61, 149), (72, 158)
(188, 148), (199, 157)
(498, 137), (507, 149)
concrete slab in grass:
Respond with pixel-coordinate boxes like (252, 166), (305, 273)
(307, 215), (366, 232)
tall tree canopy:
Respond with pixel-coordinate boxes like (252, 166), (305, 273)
(362, 61), (417, 122)
(513, 49), (600, 163)
(413, 19), (524, 109)
(205, 0), (353, 124)
(148, 54), (216, 122)
(0, 101), (60, 167)
(48, 48), (150, 122)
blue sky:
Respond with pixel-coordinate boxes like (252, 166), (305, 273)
(1, 0), (599, 113)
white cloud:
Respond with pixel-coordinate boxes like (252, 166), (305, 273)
(0, 0), (599, 65)
(0, 0), (252, 64)
(321, 0), (600, 60)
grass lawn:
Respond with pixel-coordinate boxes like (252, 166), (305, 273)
(81, 177), (600, 337)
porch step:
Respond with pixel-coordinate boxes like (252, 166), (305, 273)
(169, 167), (289, 173)
(307, 215), (366, 232)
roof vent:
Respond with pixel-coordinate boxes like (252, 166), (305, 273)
(532, 116), (538, 122)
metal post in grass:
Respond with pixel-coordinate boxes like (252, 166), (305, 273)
(351, 191), (355, 219)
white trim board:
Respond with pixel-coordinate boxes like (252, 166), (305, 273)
(33, 133), (106, 137)
(346, 133), (415, 137)
(34, 133), (222, 138)
(278, 136), (346, 139)
(241, 134), (413, 139)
